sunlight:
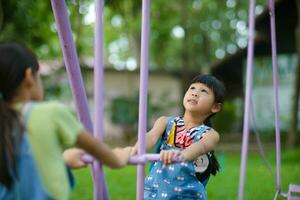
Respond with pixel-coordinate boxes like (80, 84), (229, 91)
(83, 3), (95, 25)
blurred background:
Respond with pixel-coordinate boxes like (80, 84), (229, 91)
(1, 0), (299, 199)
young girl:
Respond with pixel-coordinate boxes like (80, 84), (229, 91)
(133, 74), (225, 200)
(0, 42), (133, 200)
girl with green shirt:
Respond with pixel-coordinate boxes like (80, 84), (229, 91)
(0, 42), (133, 199)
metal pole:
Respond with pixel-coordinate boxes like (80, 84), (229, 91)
(268, 0), (282, 195)
(50, 0), (93, 132)
(238, 0), (256, 199)
(94, 0), (109, 199)
(136, 0), (150, 199)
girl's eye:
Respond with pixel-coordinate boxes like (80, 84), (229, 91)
(190, 86), (196, 90)
(201, 89), (208, 94)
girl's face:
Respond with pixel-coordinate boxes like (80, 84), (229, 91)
(183, 82), (219, 115)
(30, 72), (44, 101)
(32, 73), (44, 101)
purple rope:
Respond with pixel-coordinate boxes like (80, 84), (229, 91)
(268, 0), (282, 195)
(93, 0), (109, 199)
(50, 0), (93, 132)
(250, 98), (275, 178)
(238, 0), (256, 199)
(136, 0), (150, 199)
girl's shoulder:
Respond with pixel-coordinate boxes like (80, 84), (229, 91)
(165, 116), (180, 123)
(199, 127), (220, 142)
(198, 124), (213, 134)
(155, 116), (176, 125)
(25, 101), (75, 123)
(160, 116), (180, 127)
(29, 101), (71, 112)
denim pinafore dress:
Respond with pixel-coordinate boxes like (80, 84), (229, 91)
(144, 117), (211, 200)
(0, 104), (51, 200)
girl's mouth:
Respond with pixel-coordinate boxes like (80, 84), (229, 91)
(187, 99), (198, 104)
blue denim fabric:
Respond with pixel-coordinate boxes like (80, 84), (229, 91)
(0, 136), (51, 200)
(144, 117), (210, 200)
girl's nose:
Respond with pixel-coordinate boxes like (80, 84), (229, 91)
(192, 93), (198, 97)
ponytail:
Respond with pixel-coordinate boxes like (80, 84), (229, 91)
(210, 151), (220, 175)
(0, 99), (23, 188)
(203, 120), (220, 176)
(0, 42), (39, 188)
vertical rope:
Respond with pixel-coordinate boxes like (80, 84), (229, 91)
(268, 0), (282, 196)
(136, 0), (150, 199)
(238, 0), (256, 199)
(93, 0), (109, 199)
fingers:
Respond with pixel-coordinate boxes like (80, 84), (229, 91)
(173, 151), (182, 161)
(74, 160), (87, 169)
(160, 150), (181, 168)
(167, 151), (173, 165)
(130, 146), (138, 156)
(63, 148), (87, 169)
(124, 146), (134, 157)
(160, 150), (171, 168)
(113, 146), (134, 168)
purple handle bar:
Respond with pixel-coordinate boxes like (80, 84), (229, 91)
(81, 154), (184, 164)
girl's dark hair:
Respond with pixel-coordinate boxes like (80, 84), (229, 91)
(190, 74), (225, 104)
(0, 42), (39, 188)
(190, 74), (225, 177)
(195, 151), (220, 182)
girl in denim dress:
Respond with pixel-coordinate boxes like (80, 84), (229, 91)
(132, 74), (225, 200)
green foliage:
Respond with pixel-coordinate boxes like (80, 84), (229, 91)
(105, 0), (267, 71)
(111, 96), (138, 126)
(0, 1), (57, 58)
(42, 75), (72, 100)
(211, 101), (237, 133)
(110, 91), (175, 136)
(0, 0), (94, 58)
(1, 0), (266, 69)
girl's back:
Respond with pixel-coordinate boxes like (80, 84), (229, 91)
(25, 101), (82, 199)
(0, 133), (50, 200)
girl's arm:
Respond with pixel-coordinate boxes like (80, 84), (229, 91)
(181, 129), (220, 161)
(76, 130), (133, 169)
(132, 116), (168, 154)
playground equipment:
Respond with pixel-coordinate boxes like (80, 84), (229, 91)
(49, 0), (300, 199)
(239, 0), (300, 200)
(50, 0), (156, 199)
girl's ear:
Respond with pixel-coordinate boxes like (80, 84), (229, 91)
(23, 68), (35, 88)
(211, 103), (222, 114)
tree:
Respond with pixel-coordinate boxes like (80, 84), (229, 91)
(1, 0), (265, 69)
(0, 0), (94, 58)
(0, 1), (56, 57)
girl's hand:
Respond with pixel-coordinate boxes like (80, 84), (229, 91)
(160, 150), (182, 168)
(112, 146), (133, 168)
(130, 145), (138, 156)
(63, 148), (87, 169)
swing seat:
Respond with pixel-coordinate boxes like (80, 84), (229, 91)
(287, 184), (300, 200)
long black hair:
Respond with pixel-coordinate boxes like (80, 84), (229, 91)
(0, 42), (39, 188)
(190, 74), (225, 177)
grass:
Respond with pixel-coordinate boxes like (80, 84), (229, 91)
(71, 148), (300, 200)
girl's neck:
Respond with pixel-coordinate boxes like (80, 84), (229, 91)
(8, 87), (32, 109)
(8, 95), (31, 111)
(182, 112), (207, 129)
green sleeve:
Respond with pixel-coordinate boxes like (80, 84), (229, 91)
(52, 102), (83, 148)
